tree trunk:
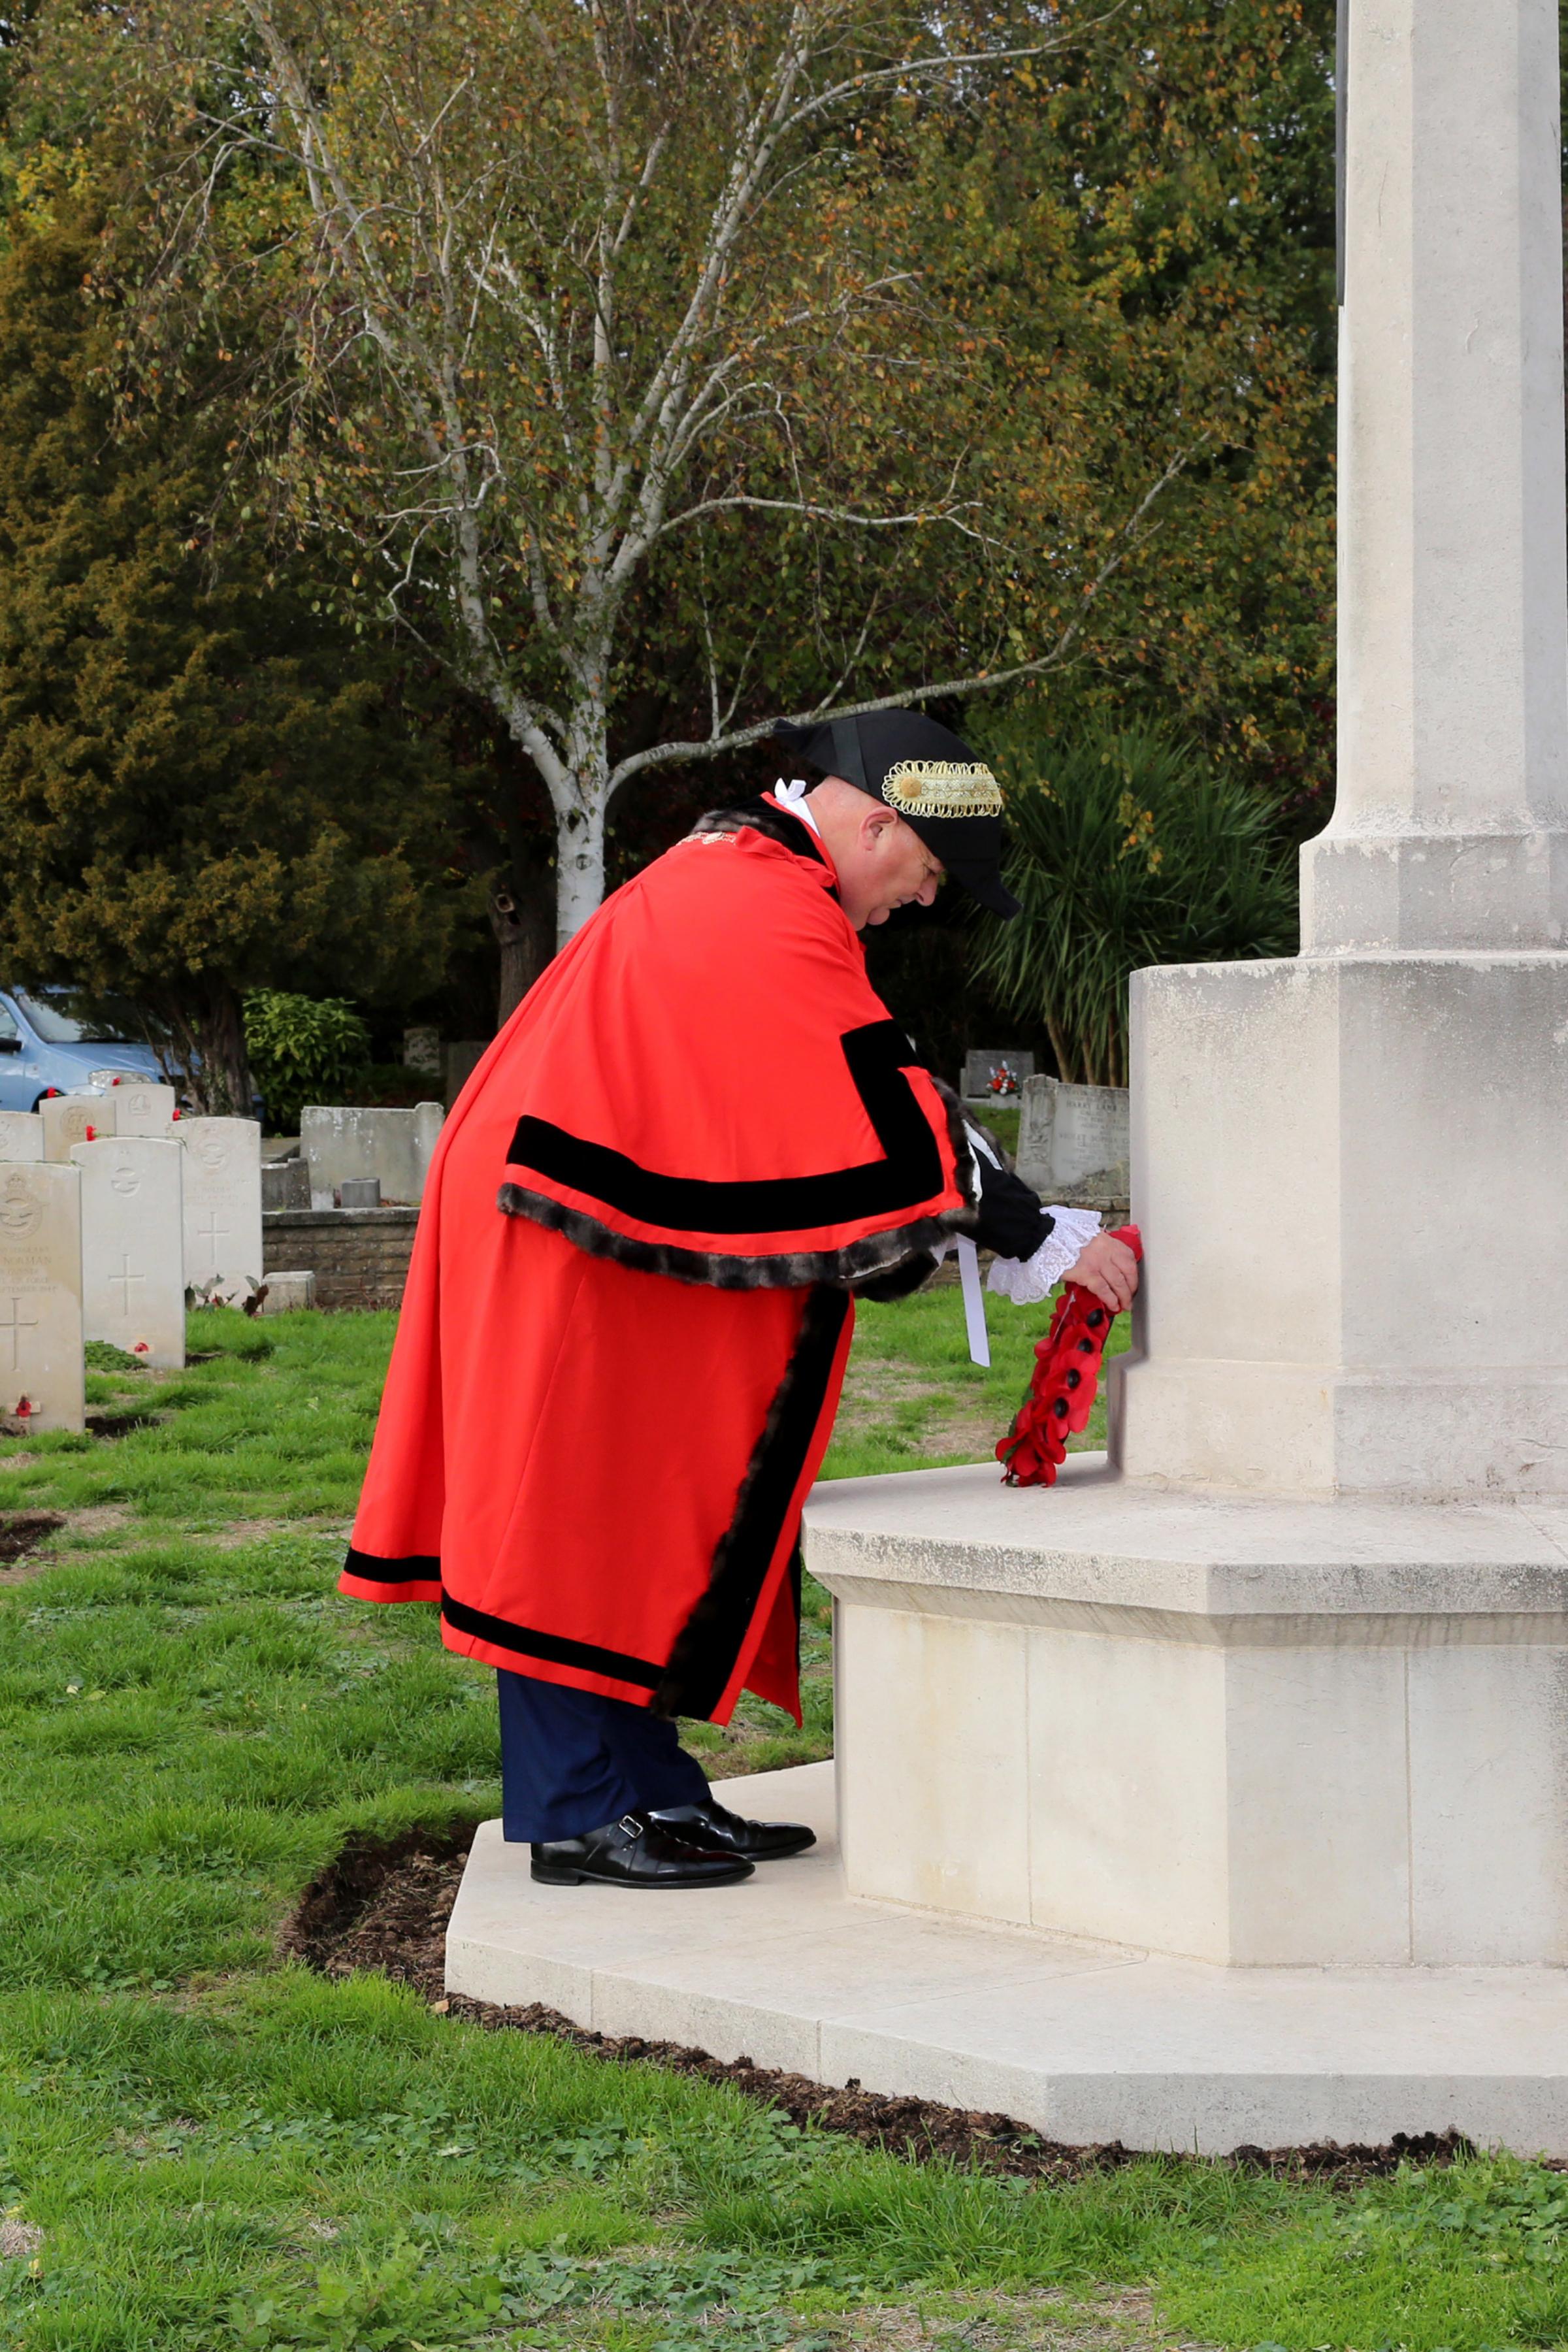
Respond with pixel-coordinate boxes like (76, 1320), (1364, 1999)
(489, 854), (555, 1026)
(192, 979), (253, 1116)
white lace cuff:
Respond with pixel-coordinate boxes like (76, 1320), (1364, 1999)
(986, 1207), (1103, 1306)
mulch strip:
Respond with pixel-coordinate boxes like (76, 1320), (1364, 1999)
(280, 1821), (1482, 2189)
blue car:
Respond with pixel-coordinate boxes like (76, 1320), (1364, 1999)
(0, 987), (174, 1111)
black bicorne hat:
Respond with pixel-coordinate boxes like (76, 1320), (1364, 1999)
(772, 708), (1021, 919)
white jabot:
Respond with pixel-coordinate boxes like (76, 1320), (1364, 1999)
(770, 779), (821, 836)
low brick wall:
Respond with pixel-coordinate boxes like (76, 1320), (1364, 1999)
(263, 1207), (419, 1311)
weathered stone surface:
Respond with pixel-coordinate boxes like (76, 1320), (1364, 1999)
(71, 1135), (184, 1368)
(0, 1160), (84, 1431)
(301, 1103), (443, 1206)
(962, 1049), (1034, 1100)
(1015, 1075), (1129, 1201)
(338, 1177), (381, 1209)
(0, 1113), (44, 1162)
(180, 1117), (263, 1306)
(41, 1092), (111, 1160)
(263, 1206), (419, 1310)
(260, 1269), (316, 1313)
(261, 1158), (310, 1211)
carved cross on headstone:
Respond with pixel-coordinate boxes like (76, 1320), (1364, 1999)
(108, 1255), (145, 1316)
(0, 1295), (38, 1371)
(195, 1209), (230, 1270)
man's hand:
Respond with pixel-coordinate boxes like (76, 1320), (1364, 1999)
(1071, 1231), (1139, 1315)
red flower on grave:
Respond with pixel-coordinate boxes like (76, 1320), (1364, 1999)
(131, 1341), (150, 1356)
(84, 1126), (96, 1142)
(13, 1396), (33, 1421)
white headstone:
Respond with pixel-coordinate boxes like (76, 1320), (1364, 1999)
(71, 1136), (185, 1369)
(40, 1092), (112, 1162)
(0, 1160), (84, 1432)
(0, 1113), (44, 1163)
(101, 1082), (176, 1139)
(180, 1117), (263, 1305)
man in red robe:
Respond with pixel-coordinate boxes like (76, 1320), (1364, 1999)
(342, 710), (1137, 1889)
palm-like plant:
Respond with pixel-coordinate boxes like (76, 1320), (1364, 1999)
(972, 714), (1298, 1086)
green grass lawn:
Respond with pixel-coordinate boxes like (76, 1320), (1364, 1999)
(0, 1303), (1562, 2349)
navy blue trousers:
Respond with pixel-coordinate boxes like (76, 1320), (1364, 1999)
(497, 1669), (712, 1842)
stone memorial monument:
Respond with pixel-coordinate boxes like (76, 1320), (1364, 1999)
(0, 1113), (44, 1163)
(71, 1135), (185, 1368)
(180, 1117), (263, 1305)
(443, 0), (1568, 2156)
(1014, 1075), (1129, 1204)
(0, 1161), (84, 1432)
(41, 1092), (110, 1161)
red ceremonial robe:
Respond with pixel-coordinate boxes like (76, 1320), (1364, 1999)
(340, 798), (977, 1725)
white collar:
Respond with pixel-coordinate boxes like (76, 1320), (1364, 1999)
(770, 777), (821, 837)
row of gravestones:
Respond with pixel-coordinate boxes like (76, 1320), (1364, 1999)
(0, 1080), (263, 1434)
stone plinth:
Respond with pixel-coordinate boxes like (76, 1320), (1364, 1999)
(804, 1459), (1568, 1968)
(1116, 954), (1568, 1501)
(444, 1761), (1568, 2157)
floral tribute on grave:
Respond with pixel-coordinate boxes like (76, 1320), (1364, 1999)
(988, 1059), (1022, 1097)
(996, 1225), (1142, 1488)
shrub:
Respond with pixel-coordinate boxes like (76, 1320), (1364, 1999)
(972, 713), (1298, 1087)
(242, 991), (371, 1132)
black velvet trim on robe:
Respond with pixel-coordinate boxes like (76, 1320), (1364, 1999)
(653, 1283), (852, 1719)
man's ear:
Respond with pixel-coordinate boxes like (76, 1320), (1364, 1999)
(862, 803), (898, 845)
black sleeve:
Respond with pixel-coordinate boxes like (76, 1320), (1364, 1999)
(964, 1119), (1054, 1261)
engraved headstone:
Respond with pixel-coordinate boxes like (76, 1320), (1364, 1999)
(71, 1135), (185, 1368)
(403, 1024), (442, 1075)
(41, 1092), (112, 1162)
(180, 1117), (263, 1306)
(962, 1049), (1035, 1101)
(99, 1081), (176, 1139)
(1015, 1074), (1130, 1200)
(0, 1160), (84, 1431)
(0, 1112), (44, 1162)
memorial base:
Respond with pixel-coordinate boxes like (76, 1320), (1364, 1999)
(443, 1762), (1568, 2157)
(804, 1460), (1568, 1969)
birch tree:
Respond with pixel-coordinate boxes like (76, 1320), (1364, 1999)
(88, 0), (1212, 945)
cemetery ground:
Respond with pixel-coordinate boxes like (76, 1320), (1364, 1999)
(0, 1312), (1562, 2348)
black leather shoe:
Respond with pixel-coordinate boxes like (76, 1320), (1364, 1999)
(646, 1797), (816, 1862)
(531, 1810), (755, 1889)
